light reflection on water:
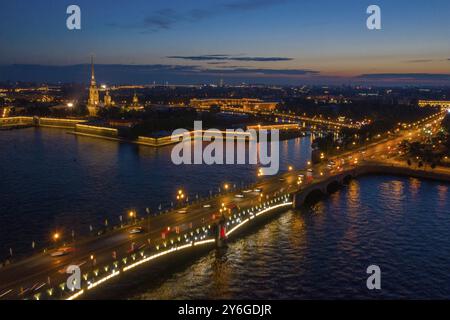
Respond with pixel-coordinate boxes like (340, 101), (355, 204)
(117, 176), (450, 300)
(0, 127), (311, 257)
(2, 128), (450, 299)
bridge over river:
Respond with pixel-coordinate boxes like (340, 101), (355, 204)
(0, 112), (447, 300)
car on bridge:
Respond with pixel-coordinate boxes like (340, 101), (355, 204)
(50, 247), (74, 258)
(128, 227), (144, 234)
(226, 202), (240, 214)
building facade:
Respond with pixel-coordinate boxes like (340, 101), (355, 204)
(190, 98), (277, 113)
(104, 89), (113, 107)
(418, 100), (450, 109)
(126, 92), (144, 111)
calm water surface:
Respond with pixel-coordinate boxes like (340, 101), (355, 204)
(1, 128), (450, 299)
(127, 176), (450, 299)
(0, 127), (311, 256)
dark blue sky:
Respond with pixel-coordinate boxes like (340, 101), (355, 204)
(1, 0), (449, 84)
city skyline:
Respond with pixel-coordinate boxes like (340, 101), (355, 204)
(1, 0), (450, 85)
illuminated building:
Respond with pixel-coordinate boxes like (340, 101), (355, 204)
(127, 92), (144, 111)
(104, 90), (113, 107)
(418, 100), (450, 109)
(87, 57), (100, 116)
(190, 98), (277, 113)
(246, 123), (299, 130)
(37, 95), (54, 103)
(1, 106), (12, 118)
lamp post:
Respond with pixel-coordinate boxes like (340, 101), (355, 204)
(129, 210), (137, 225)
(176, 189), (185, 207)
(52, 232), (61, 248)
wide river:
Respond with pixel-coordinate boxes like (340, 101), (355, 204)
(1, 128), (450, 298)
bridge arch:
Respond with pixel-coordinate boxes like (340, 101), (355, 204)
(303, 188), (325, 205)
(342, 174), (353, 185)
(326, 180), (341, 194)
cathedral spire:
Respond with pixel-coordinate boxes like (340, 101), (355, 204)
(90, 56), (96, 84)
(87, 56), (99, 116)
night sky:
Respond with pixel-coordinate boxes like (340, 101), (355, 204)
(1, 0), (450, 85)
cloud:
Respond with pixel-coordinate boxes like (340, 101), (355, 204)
(188, 8), (210, 20)
(107, 8), (180, 32)
(357, 73), (450, 81)
(207, 62), (229, 65)
(231, 57), (293, 62)
(0, 64), (319, 84)
(5, 65), (450, 85)
(404, 58), (450, 63)
(204, 67), (319, 76)
(223, 0), (290, 11)
(404, 59), (434, 63)
(142, 9), (179, 31)
(109, 0), (292, 32)
(167, 54), (293, 62)
(139, 64), (318, 76)
(167, 55), (229, 61)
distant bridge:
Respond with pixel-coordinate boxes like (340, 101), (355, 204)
(273, 113), (360, 130)
(0, 112), (446, 300)
(293, 163), (450, 207)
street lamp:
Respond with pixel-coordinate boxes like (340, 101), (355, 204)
(257, 168), (263, 177)
(53, 232), (60, 242)
(176, 189), (185, 206)
(90, 254), (96, 267)
(129, 210), (137, 224)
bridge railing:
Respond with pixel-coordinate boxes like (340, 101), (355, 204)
(25, 193), (293, 300)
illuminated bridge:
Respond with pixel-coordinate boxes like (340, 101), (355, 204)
(0, 162), (450, 300)
(272, 113), (360, 130)
(0, 112), (446, 300)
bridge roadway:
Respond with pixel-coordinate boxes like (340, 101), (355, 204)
(272, 112), (359, 129)
(0, 169), (303, 299)
(0, 112), (445, 300)
(191, 107), (358, 129)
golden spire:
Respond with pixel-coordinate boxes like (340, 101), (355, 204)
(90, 55), (95, 83)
